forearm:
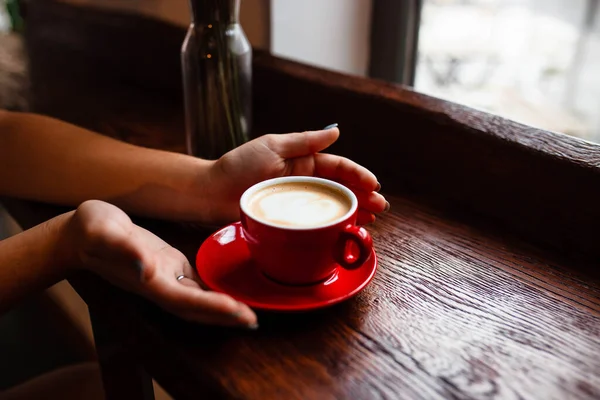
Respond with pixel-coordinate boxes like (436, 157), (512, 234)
(0, 212), (74, 314)
(0, 110), (215, 222)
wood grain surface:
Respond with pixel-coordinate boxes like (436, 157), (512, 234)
(132, 196), (600, 400)
(1, 1), (599, 399)
(6, 194), (598, 400)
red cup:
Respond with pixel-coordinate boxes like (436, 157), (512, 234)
(239, 177), (373, 285)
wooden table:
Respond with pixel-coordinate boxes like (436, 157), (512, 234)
(2, 2), (600, 399)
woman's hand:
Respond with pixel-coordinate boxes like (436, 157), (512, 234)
(65, 200), (257, 328)
(207, 126), (389, 225)
(0, 111), (386, 227)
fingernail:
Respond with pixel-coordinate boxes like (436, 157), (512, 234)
(134, 260), (145, 282)
(384, 201), (390, 213)
(323, 123), (338, 130)
(246, 322), (259, 330)
(376, 182), (381, 192)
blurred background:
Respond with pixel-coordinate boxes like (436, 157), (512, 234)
(268, 0), (600, 143)
(0, 0), (598, 398)
(272, 0), (600, 143)
(415, 0), (600, 142)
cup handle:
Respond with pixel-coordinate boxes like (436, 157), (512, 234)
(334, 225), (373, 270)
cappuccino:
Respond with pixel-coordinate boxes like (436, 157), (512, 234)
(246, 182), (352, 228)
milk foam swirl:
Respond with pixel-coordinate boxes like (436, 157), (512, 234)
(248, 183), (351, 227)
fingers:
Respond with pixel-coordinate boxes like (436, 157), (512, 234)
(174, 260), (203, 289)
(263, 128), (383, 200)
(265, 127), (339, 159)
(158, 281), (257, 327)
(353, 188), (388, 214)
(355, 188), (389, 225)
(314, 153), (379, 193)
(282, 153), (388, 218)
(176, 298), (257, 328)
(176, 275), (202, 289)
(137, 247), (259, 328)
(143, 258), (257, 328)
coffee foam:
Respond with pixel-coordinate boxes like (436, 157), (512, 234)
(247, 182), (352, 227)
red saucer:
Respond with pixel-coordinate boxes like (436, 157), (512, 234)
(195, 222), (378, 312)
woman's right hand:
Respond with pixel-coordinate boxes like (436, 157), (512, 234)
(63, 200), (257, 328)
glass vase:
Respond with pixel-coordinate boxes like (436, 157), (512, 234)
(182, 0), (252, 160)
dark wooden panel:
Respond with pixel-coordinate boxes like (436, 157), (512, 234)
(22, 0), (186, 97)
(90, 309), (155, 400)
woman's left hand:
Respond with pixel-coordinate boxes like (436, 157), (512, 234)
(66, 200), (257, 328)
(206, 126), (389, 225)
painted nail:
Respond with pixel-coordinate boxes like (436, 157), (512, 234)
(384, 201), (391, 213)
(376, 182), (381, 192)
(323, 123), (338, 130)
(246, 322), (259, 330)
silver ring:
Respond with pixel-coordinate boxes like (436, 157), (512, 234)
(176, 275), (186, 281)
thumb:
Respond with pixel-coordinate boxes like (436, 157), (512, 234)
(268, 126), (340, 159)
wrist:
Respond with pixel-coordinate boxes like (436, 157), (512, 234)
(185, 157), (224, 224)
(44, 210), (81, 274)
(198, 158), (239, 225)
